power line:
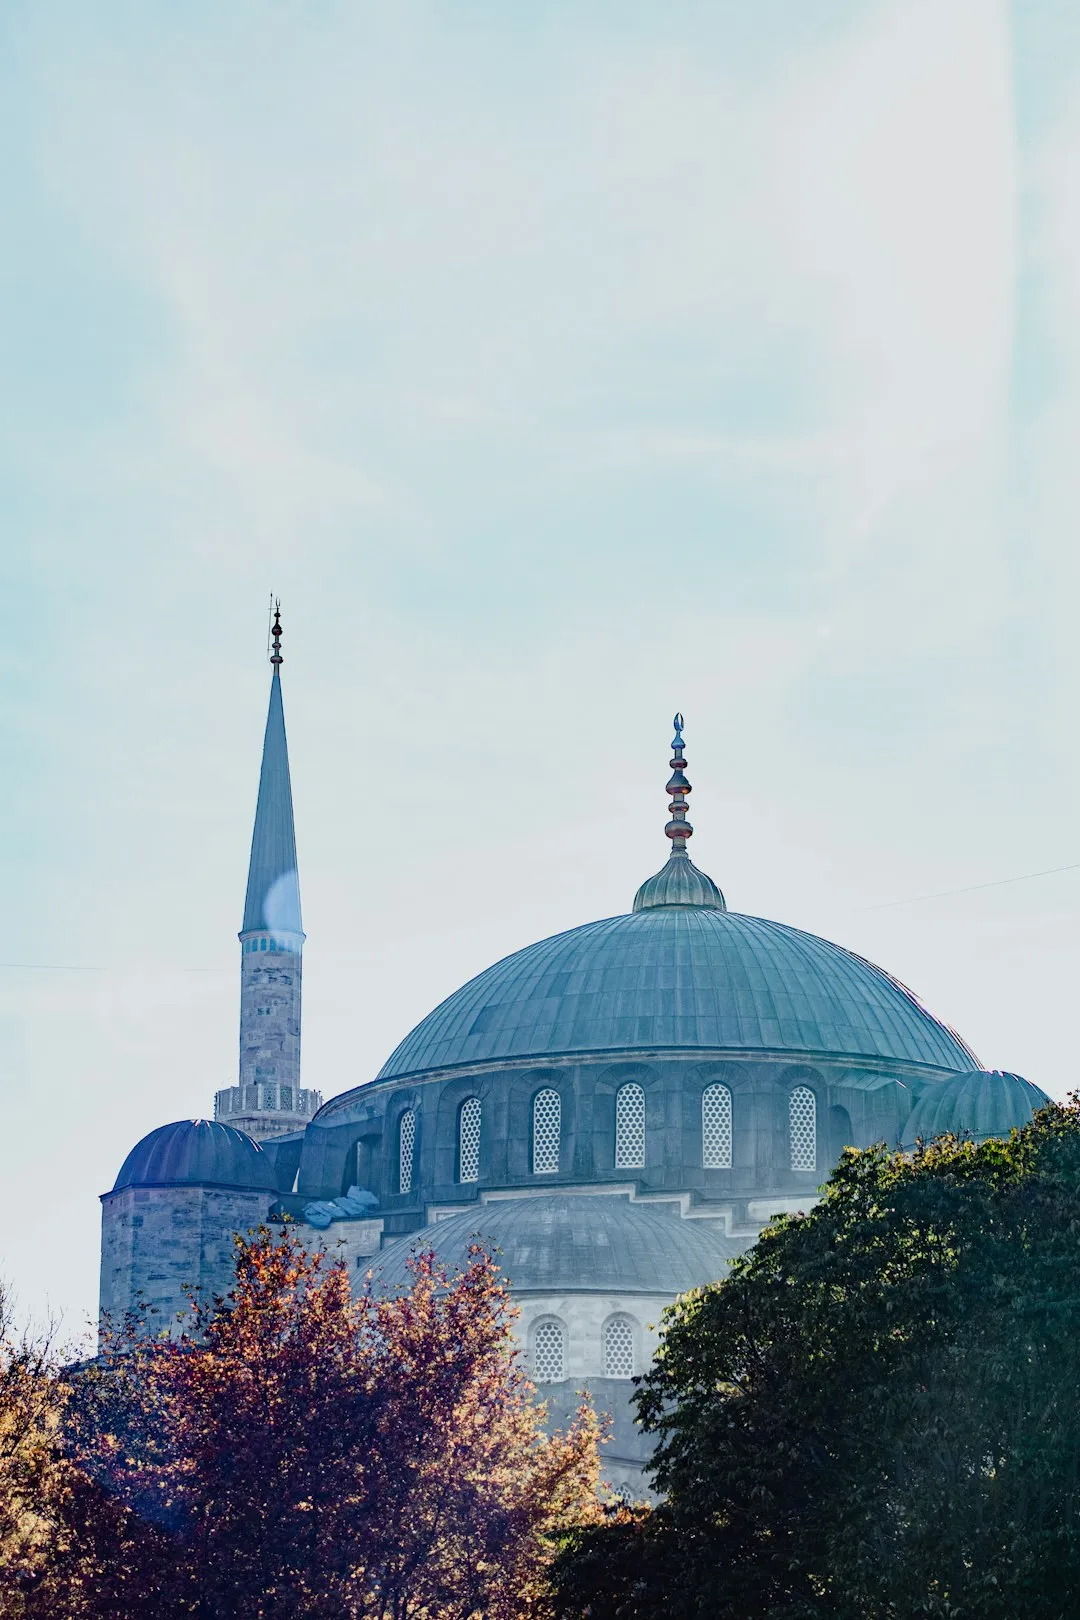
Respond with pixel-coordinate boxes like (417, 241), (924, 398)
(0, 963), (230, 973)
(868, 862), (1080, 911)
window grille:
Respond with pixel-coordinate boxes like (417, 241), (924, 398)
(789, 1086), (816, 1171)
(399, 1110), (416, 1194)
(603, 1316), (635, 1378)
(279, 1086), (293, 1112)
(458, 1097), (482, 1183)
(532, 1089), (561, 1174)
(702, 1083), (733, 1168)
(614, 1083), (645, 1169)
(532, 1319), (566, 1382)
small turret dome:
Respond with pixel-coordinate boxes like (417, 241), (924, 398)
(901, 1069), (1052, 1148)
(113, 1119), (276, 1192)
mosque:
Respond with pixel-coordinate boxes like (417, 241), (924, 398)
(99, 612), (1052, 1492)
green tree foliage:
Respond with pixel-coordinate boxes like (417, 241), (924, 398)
(553, 1102), (1080, 1620)
(2, 1230), (602, 1618)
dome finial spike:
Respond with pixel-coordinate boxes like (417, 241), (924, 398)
(269, 596), (283, 668)
(664, 710), (693, 854)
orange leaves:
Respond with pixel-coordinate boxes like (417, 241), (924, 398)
(68, 1226), (601, 1619)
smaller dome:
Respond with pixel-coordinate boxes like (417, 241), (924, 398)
(112, 1120), (276, 1193)
(374, 1194), (741, 1295)
(633, 851), (726, 912)
(901, 1070), (1052, 1148)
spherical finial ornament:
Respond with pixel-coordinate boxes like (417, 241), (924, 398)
(665, 710), (693, 849)
(632, 710), (726, 911)
(270, 599), (283, 667)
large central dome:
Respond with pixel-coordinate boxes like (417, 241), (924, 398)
(377, 906), (975, 1080)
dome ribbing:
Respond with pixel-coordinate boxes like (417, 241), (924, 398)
(901, 1070), (1052, 1147)
(113, 1120), (276, 1192)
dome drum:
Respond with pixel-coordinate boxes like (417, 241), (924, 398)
(294, 1053), (911, 1237)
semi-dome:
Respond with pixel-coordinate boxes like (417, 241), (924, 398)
(374, 1194), (742, 1294)
(901, 1070), (1053, 1148)
(377, 907), (976, 1081)
(113, 1119), (276, 1192)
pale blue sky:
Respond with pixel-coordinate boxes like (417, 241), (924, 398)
(3, 0), (1079, 1329)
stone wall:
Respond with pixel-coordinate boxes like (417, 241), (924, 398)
(99, 1184), (274, 1333)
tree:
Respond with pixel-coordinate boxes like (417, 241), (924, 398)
(553, 1102), (1080, 1620)
(79, 1228), (602, 1619)
(0, 1290), (169, 1620)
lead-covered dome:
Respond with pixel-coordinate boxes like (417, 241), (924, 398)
(374, 1194), (742, 1294)
(901, 1070), (1052, 1148)
(377, 907), (976, 1080)
(113, 1119), (276, 1192)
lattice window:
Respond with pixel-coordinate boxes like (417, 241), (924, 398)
(459, 1097), (481, 1183)
(280, 1086), (293, 1112)
(614, 1083), (646, 1169)
(789, 1086), (817, 1171)
(603, 1316), (635, 1378)
(533, 1319), (566, 1382)
(533, 1089), (561, 1174)
(399, 1110), (416, 1194)
(702, 1083), (733, 1168)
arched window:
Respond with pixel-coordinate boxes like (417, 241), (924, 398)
(789, 1086), (817, 1171)
(603, 1315), (635, 1378)
(458, 1097), (482, 1183)
(532, 1318), (566, 1383)
(614, 1082), (646, 1169)
(532, 1089), (561, 1174)
(702, 1083), (733, 1168)
(398, 1110), (416, 1194)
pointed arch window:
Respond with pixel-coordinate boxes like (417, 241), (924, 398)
(398, 1110), (416, 1194)
(458, 1097), (482, 1183)
(614, 1082), (646, 1169)
(702, 1083), (733, 1168)
(789, 1086), (816, 1171)
(532, 1089), (561, 1174)
(532, 1318), (566, 1382)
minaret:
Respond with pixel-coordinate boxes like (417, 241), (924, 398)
(214, 605), (322, 1139)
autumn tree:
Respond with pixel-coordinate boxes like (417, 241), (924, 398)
(77, 1228), (602, 1619)
(553, 1102), (1080, 1620)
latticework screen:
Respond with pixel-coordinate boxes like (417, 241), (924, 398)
(702, 1083), (733, 1168)
(399, 1110), (416, 1193)
(789, 1086), (816, 1171)
(533, 1089), (561, 1173)
(458, 1097), (481, 1183)
(603, 1316), (635, 1378)
(533, 1319), (566, 1382)
(614, 1083), (646, 1169)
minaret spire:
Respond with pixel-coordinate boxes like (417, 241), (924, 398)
(214, 604), (322, 1140)
(664, 713), (693, 853)
(632, 713), (726, 912)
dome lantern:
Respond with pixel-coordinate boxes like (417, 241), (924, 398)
(633, 714), (726, 912)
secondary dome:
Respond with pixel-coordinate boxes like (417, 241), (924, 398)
(377, 907), (976, 1080)
(901, 1070), (1052, 1148)
(113, 1119), (276, 1192)
(374, 1194), (742, 1295)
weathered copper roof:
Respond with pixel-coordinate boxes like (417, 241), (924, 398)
(901, 1069), (1052, 1147)
(241, 668), (302, 936)
(374, 1194), (742, 1295)
(112, 1119), (276, 1192)
(377, 907), (977, 1080)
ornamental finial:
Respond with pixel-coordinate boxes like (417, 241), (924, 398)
(269, 598), (283, 667)
(665, 712), (692, 853)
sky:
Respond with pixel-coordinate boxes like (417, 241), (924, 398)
(2, 0), (1080, 1331)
